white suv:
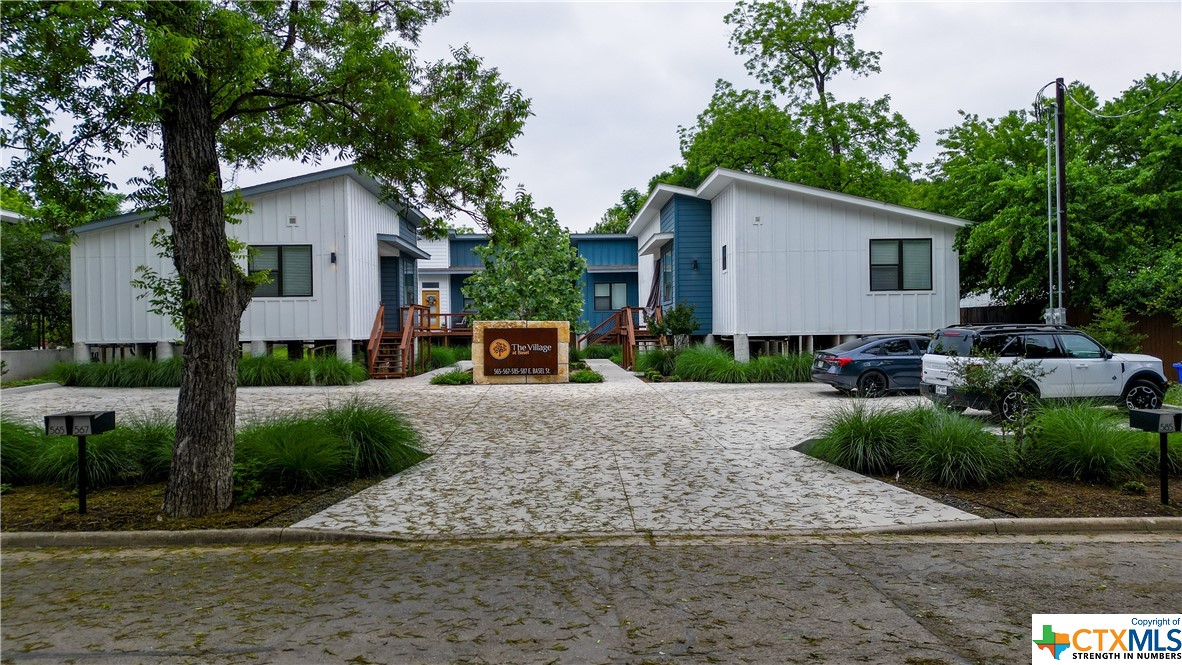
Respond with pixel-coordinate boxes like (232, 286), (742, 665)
(921, 324), (1168, 420)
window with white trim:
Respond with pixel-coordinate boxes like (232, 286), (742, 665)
(594, 282), (628, 311)
(869, 239), (932, 291)
(249, 245), (313, 297)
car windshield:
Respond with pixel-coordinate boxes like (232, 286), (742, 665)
(928, 332), (972, 356)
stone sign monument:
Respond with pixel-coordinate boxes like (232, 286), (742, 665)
(472, 321), (570, 384)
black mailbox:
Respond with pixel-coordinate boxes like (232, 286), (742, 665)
(44, 411), (116, 437)
(1129, 407), (1181, 506)
(42, 410), (116, 515)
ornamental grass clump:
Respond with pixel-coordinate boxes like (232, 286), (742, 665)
(583, 344), (622, 360)
(1027, 402), (1148, 483)
(0, 417), (47, 485)
(238, 354), (293, 387)
(289, 355), (368, 386)
(746, 353), (813, 383)
(673, 345), (735, 382)
(317, 399), (427, 477)
(811, 401), (911, 475)
(635, 347), (678, 377)
(235, 417), (347, 491)
(898, 410), (1012, 489)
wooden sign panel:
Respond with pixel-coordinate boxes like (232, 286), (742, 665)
(483, 327), (559, 377)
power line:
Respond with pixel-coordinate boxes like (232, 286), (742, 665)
(1063, 76), (1181, 120)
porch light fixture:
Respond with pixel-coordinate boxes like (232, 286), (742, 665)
(330, 252), (337, 264)
(692, 259), (699, 271)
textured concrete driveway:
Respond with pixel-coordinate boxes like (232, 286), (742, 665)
(1, 360), (975, 536)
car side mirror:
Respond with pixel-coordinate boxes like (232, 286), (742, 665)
(1104, 350), (1114, 360)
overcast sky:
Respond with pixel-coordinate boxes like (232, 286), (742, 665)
(86, 1), (1182, 231)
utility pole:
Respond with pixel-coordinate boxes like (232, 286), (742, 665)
(1055, 77), (1069, 323)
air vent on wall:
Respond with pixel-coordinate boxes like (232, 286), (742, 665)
(288, 216), (298, 226)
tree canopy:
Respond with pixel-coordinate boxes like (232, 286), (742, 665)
(589, 187), (645, 234)
(927, 73), (1182, 319)
(2, 0), (531, 516)
(463, 189), (586, 325)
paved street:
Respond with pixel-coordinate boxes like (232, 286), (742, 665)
(3, 534), (1179, 664)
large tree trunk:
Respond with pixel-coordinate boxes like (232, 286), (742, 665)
(156, 45), (254, 517)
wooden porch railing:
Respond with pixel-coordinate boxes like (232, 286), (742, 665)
(400, 304), (429, 375)
(576, 305), (664, 371)
(366, 303), (386, 375)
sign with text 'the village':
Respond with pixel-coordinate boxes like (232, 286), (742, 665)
(483, 328), (559, 377)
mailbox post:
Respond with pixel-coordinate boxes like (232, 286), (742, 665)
(1128, 408), (1180, 506)
(43, 411), (115, 514)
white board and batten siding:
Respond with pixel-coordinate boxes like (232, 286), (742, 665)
(711, 180), (960, 337)
(344, 177), (408, 340)
(73, 173), (408, 345)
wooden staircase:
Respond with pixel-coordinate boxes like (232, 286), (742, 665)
(366, 304), (430, 380)
(577, 306), (664, 370)
(369, 333), (408, 379)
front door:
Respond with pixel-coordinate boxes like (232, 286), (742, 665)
(422, 289), (441, 329)
(379, 256), (401, 329)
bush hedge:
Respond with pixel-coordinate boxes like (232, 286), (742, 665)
(52, 355), (368, 388)
(660, 345), (812, 383)
(570, 369), (604, 383)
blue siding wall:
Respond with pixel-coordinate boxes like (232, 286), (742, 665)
(580, 272), (639, 331)
(399, 215), (418, 242)
(660, 200), (676, 234)
(671, 195), (713, 335)
(451, 273), (474, 312)
(572, 236), (638, 268)
(450, 238), (485, 268)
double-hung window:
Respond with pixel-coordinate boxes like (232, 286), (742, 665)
(869, 239), (932, 291)
(594, 282), (628, 311)
(249, 245), (313, 297)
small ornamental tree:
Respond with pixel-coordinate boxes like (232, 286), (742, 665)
(463, 189), (586, 326)
(647, 302), (701, 350)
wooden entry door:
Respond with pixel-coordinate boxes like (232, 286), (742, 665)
(422, 289), (441, 329)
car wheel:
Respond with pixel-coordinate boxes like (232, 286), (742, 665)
(857, 371), (888, 398)
(1124, 379), (1163, 410)
(996, 386), (1034, 423)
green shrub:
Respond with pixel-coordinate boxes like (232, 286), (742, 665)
(431, 369), (473, 385)
(635, 347), (678, 377)
(811, 401), (912, 475)
(149, 358), (184, 386)
(609, 352), (623, 366)
(1079, 306), (1145, 354)
(236, 417), (346, 490)
(421, 344), (473, 371)
(1135, 432), (1182, 475)
(1027, 402), (1144, 483)
(583, 344), (621, 360)
(318, 399), (427, 477)
(746, 354), (812, 383)
(101, 414), (176, 483)
(1, 417), (48, 485)
(899, 410), (1012, 489)
(570, 369), (604, 383)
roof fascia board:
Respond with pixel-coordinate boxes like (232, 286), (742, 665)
(625, 184), (696, 237)
(71, 165), (429, 235)
(697, 167), (969, 228)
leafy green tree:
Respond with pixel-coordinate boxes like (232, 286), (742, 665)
(2, 1), (529, 517)
(589, 187), (645, 234)
(928, 73), (1181, 320)
(463, 189), (586, 325)
(0, 187), (121, 349)
(646, 302), (701, 350)
(613, 0), (919, 221)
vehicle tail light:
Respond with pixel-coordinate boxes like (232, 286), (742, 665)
(832, 357), (853, 367)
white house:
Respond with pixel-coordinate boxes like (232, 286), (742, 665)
(627, 168), (969, 360)
(67, 165), (429, 363)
